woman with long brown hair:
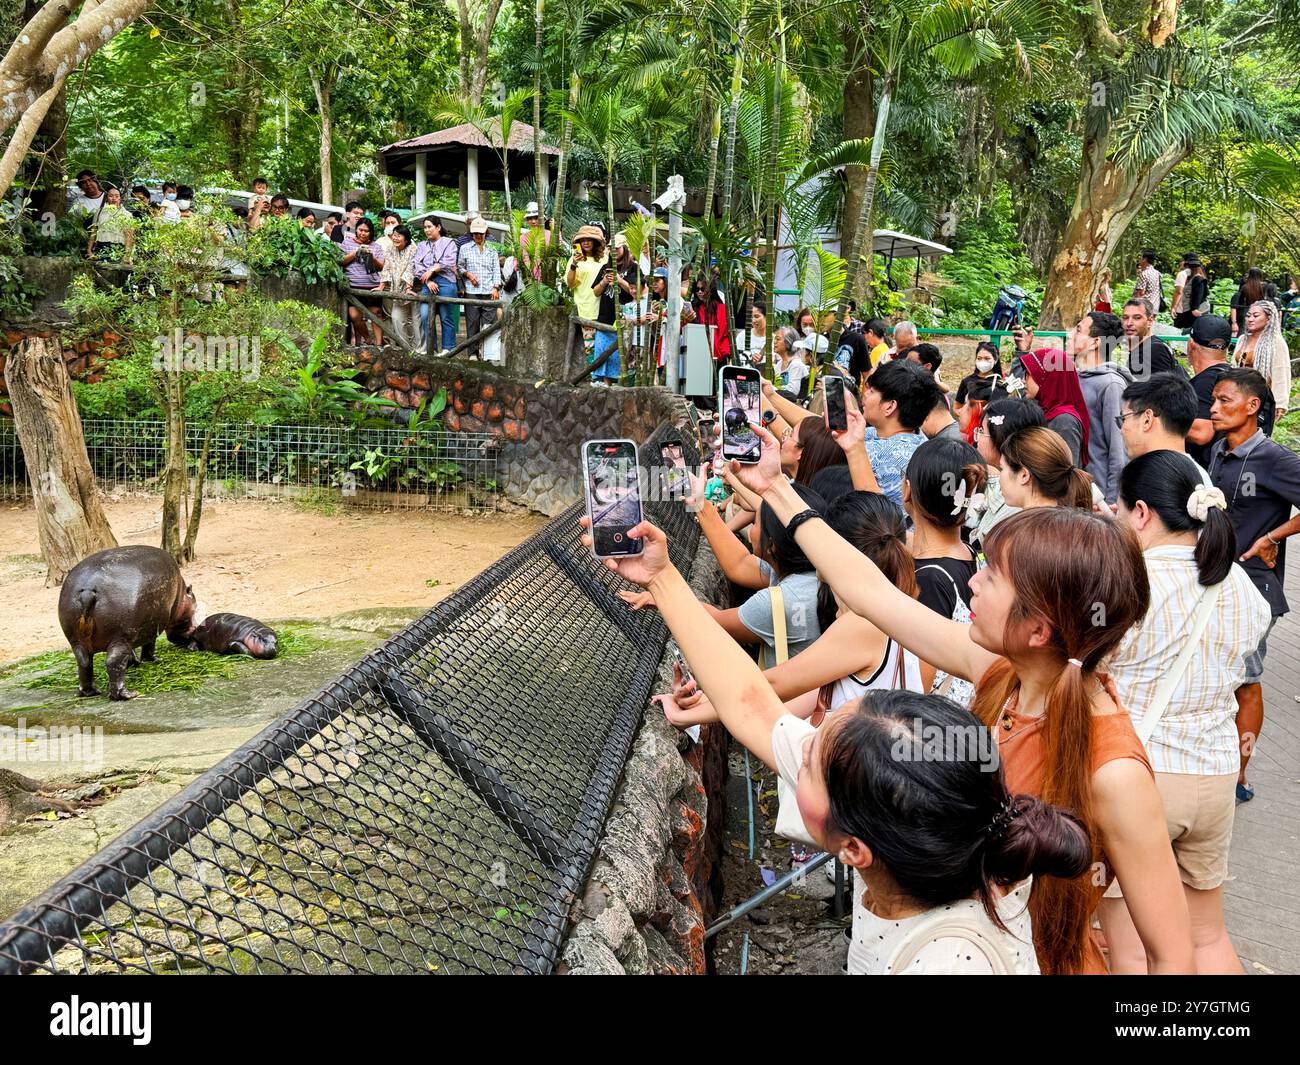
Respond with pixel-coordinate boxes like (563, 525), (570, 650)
(998, 426), (1095, 511)
(726, 425), (1194, 974)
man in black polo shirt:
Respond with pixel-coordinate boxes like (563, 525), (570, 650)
(1121, 297), (1183, 378)
(1185, 315), (1232, 467)
(1209, 367), (1300, 803)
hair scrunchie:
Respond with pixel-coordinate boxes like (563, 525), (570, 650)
(1186, 484), (1227, 523)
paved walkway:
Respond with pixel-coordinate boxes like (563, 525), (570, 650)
(1227, 563), (1300, 974)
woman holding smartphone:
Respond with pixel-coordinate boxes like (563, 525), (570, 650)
(341, 218), (385, 346)
(582, 514), (1093, 974)
(716, 424), (1195, 975)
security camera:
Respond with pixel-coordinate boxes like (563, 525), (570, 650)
(652, 176), (685, 211)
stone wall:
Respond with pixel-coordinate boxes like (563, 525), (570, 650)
(352, 351), (694, 515)
(562, 546), (728, 975)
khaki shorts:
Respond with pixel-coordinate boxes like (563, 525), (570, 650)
(1104, 771), (1238, 897)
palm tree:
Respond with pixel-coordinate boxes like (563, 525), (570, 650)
(629, 77), (690, 200)
(562, 81), (637, 242)
(1039, 37), (1269, 327)
(434, 88), (534, 225)
(834, 0), (1059, 338)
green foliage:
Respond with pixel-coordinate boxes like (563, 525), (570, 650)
(0, 231), (40, 321)
(933, 185), (1040, 328)
(271, 325), (397, 426)
(246, 216), (345, 285)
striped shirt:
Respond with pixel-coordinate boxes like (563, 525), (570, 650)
(1106, 545), (1270, 775)
(458, 240), (501, 295)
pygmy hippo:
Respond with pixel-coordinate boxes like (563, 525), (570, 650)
(185, 613), (278, 659)
(57, 546), (197, 701)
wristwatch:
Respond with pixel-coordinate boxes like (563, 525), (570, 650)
(783, 508), (821, 538)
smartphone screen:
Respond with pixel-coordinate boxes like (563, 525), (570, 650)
(824, 375), (848, 432)
(660, 442), (692, 499)
(583, 440), (644, 557)
(719, 366), (762, 464)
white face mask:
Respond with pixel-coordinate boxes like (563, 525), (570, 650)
(165, 192), (177, 200)
(384, 223), (396, 235)
(976, 357), (995, 373)
(802, 325), (815, 337)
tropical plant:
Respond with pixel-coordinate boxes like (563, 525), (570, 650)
(247, 216), (346, 285)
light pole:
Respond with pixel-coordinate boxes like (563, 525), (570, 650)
(661, 175), (687, 392)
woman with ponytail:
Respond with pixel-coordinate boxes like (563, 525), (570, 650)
(970, 397), (1046, 547)
(588, 507), (1094, 974)
(726, 426), (1195, 974)
(904, 438), (987, 705)
(998, 426), (1095, 511)
(659, 491), (932, 729)
(1100, 450), (1271, 974)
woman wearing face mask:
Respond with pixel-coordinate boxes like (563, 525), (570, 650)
(1101, 451), (1269, 974)
(378, 224), (419, 351)
(590, 516), (1093, 974)
(721, 432), (1195, 974)
(956, 342), (1002, 414)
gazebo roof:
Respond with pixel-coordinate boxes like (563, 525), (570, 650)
(377, 120), (560, 188)
(382, 120), (561, 157)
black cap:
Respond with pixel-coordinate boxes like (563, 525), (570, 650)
(1189, 315), (1232, 349)
(1183, 253), (1201, 266)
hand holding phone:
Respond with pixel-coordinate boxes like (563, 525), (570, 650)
(582, 440), (645, 558)
(824, 375), (849, 432)
(719, 365), (763, 465)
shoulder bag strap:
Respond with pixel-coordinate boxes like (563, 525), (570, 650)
(1135, 579), (1224, 745)
(769, 585), (789, 665)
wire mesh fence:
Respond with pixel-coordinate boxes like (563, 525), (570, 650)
(0, 423), (701, 975)
(0, 419), (499, 512)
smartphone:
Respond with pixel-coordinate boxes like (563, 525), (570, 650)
(670, 644), (694, 686)
(582, 439), (644, 557)
(718, 365), (762, 464)
(824, 375), (848, 432)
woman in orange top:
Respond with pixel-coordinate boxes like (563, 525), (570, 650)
(737, 425), (1194, 975)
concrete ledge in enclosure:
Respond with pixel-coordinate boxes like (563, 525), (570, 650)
(562, 545), (729, 975)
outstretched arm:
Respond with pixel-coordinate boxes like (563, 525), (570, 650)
(581, 519), (785, 767)
(735, 425), (998, 682)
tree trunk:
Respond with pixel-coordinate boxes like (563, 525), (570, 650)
(160, 370), (188, 563)
(701, 99), (721, 219)
(834, 76), (892, 342)
(765, 16), (786, 378)
(0, 0), (153, 150)
(552, 71), (580, 233)
(839, 33), (874, 257)
(4, 335), (117, 584)
(181, 418), (219, 563)
(310, 69), (334, 205)
(719, 3), (748, 218)
(534, 0), (545, 207)
(1038, 130), (1187, 329)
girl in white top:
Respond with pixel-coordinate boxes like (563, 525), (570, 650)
(587, 513), (1093, 975)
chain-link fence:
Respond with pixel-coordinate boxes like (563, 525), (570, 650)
(0, 420), (498, 512)
(0, 422), (701, 975)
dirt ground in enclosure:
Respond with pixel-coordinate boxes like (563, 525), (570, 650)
(0, 496), (547, 662)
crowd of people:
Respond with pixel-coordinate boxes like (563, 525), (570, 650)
(586, 278), (1298, 974)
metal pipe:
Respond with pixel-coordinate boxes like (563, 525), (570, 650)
(704, 851), (832, 939)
